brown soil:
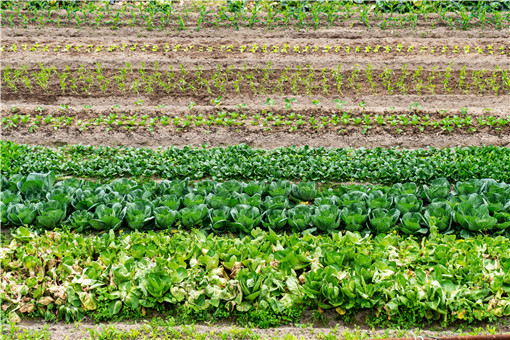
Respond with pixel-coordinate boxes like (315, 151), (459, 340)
(9, 315), (510, 340)
(3, 95), (509, 116)
(2, 10), (509, 148)
(4, 128), (509, 149)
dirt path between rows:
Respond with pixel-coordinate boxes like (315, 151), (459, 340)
(10, 315), (510, 340)
(4, 129), (509, 149)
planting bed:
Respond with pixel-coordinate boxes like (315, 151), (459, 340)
(2, 2), (510, 149)
(1, 1), (510, 339)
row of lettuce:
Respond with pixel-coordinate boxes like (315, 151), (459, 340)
(3, 141), (510, 183)
(1, 227), (509, 324)
(2, 172), (509, 237)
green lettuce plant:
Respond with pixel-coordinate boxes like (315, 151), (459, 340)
(369, 208), (400, 234)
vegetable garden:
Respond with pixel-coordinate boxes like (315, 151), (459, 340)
(1, 0), (510, 339)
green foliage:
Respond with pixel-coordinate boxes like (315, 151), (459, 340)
(3, 227), (510, 326)
(2, 172), (510, 237)
(4, 141), (510, 184)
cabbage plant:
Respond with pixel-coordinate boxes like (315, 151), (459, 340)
(90, 203), (126, 231)
(125, 201), (154, 230)
(262, 208), (287, 229)
(7, 202), (39, 226)
(209, 206), (231, 231)
(399, 212), (427, 235)
(179, 204), (209, 228)
(422, 177), (450, 202)
(291, 182), (317, 201)
(340, 202), (369, 232)
(311, 204), (340, 232)
(394, 194), (423, 214)
(369, 208), (400, 234)
(36, 200), (66, 229)
(423, 202), (453, 233)
(231, 204), (262, 233)
(453, 202), (497, 232)
(154, 207), (178, 229)
(287, 205), (312, 232)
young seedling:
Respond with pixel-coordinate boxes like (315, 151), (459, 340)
(312, 99), (320, 112)
(211, 96), (222, 108)
(409, 102), (423, 113)
(334, 99), (346, 110)
(358, 100), (366, 114)
(284, 98), (296, 110)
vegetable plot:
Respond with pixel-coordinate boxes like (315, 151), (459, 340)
(2, 173), (510, 238)
(2, 227), (510, 324)
(3, 141), (510, 183)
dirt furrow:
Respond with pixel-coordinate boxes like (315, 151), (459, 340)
(3, 53), (509, 71)
(4, 26), (510, 40)
(4, 128), (509, 150)
(3, 95), (509, 116)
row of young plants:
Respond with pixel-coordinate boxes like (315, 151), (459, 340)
(3, 62), (508, 97)
(3, 42), (508, 55)
(2, 0), (509, 31)
(2, 225), (509, 325)
(3, 108), (508, 135)
(2, 172), (509, 237)
(3, 141), (510, 183)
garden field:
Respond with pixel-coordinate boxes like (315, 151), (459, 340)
(1, 1), (510, 339)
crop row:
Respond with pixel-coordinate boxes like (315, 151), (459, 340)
(2, 0), (509, 31)
(3, 141), (510, 184)
(3, 110), (509, 135)
(3, 42), (509, 55)
(2, 225), (510, 325)
(3, 63), (509, 97)
(3, 172), (510, 237)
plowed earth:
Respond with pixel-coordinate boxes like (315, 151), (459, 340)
(2, 11), (510, 149)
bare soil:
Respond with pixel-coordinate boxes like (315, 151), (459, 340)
(9, 315), (510, 340)
(4, 128), (510, 149)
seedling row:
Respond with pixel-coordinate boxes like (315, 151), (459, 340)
(3, 42), (509, 56)
(3, 63), (508, 99)
(3, 108), (509, 136)
(2, 0), (509, 31)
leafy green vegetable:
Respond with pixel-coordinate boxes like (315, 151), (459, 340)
(394, 194), (423, 214)
(369, 208), (400, 234)
(154, 207), (178, 229)
(399, 212), (427, 235)
(287, 205), (312, 232)
(290, 182), (317, 202)
(7, 202), (38, 226)
(454, 202), (497, 233)
(422, 177), (450, 202)
(4, 141), (510, 184)
(35, 200), (66, 229)
(231, 205), (261, 233)
(423, 202), (453, 233)
(262, 209), (287, 230)
(125, 201), (154, 230)
(89, 203), (125, 231)
(340, 203), (369, 232)
(367, 190), (392, 210)
(179, 204), (208, 228)
(311, 205), (340, 233)
(209, 206), (231, 232)
(67, 210), (94, 232)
